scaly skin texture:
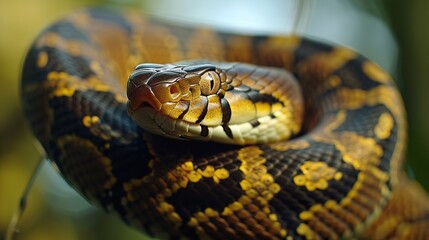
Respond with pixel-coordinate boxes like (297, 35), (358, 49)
(21, 7), (429, 240)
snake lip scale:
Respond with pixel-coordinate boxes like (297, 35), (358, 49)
(20, 7), (429, 240)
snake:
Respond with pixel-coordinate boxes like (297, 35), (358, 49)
(21, 7), (429, 240)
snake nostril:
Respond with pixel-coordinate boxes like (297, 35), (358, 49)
(169, 84), (181, 100)
(138, 100), (152, 109)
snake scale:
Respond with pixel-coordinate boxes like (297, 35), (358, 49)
(21, 7), (429, 240)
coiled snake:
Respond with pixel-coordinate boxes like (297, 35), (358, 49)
(21, 8), (429, 239)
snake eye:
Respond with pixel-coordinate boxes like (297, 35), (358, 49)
(199, 71), (221, 95)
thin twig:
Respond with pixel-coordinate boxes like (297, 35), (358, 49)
(5, 157), (46, 240)
(292, 0), (313, 34)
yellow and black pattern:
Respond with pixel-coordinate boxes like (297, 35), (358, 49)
(21, 7), (429, 240)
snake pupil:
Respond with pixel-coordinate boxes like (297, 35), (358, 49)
(209, 73), (215, 90)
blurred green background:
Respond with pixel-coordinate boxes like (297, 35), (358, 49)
(0, 0), (427, 239)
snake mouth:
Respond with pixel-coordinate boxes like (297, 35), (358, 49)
(127, 85), (162, 115)
(127, 81), (191, 138)
(130, 106), (207, 141)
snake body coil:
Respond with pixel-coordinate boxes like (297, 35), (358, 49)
(21, 8), (429, 239)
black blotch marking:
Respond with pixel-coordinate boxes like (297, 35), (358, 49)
(222, 124), (234, 139)
(293, 38), (334, 66)
(333, 57), (382, 90)
(37, 47), (95, 79)
(195, 97), (209, 123)
(246, 90), (260, 102)
(49, 21), (92, 41)
(177, 101), (191, 120)
(250, 119), (260, 127)
(220, 98), (231, 123)
(334, 105), (387, 137)
(246, 89), (282, 106)
(229, 89), (283, 115)
(200, 125), (209, 137)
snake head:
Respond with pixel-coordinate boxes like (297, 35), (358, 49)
(127, 62), (303, 145)
(127, 63), (226, 113)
